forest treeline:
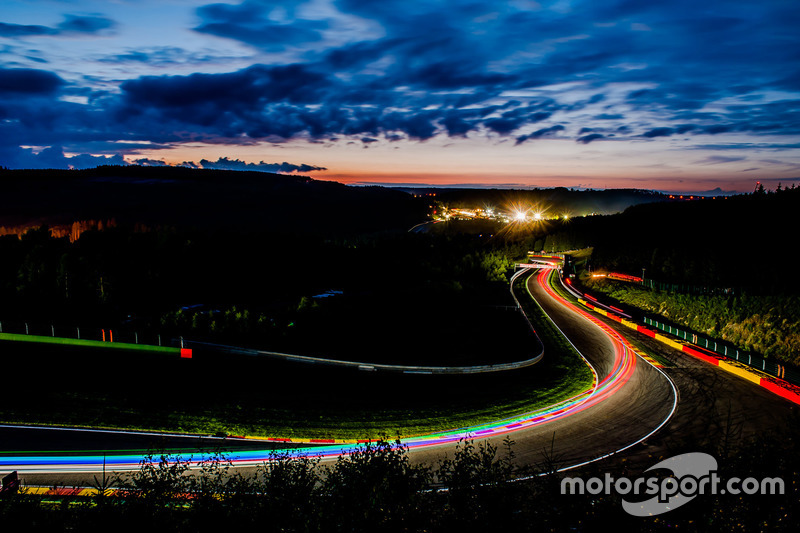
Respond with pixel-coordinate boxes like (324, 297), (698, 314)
(539, 185), (800, 293)
(0, 224), (520, 344)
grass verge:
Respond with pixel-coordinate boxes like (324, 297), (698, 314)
(0, 332), (179, 354)
(0, 271), (593, 441)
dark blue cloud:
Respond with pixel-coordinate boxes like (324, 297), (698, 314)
(576, 133), (605, 144)
(440, 110), (478, 137)
(0, 145), (124, 169)
(132, 158), (169, 166)
(111, 62), (568, 143)
(121, 64), (330, 109)
(196, 21), (324, 51)
(0, 15), (116, 38)
(0, 80), (188, 160)
(119, 2), (800, 145)
(643, 127), (673, 138)
(119, 156), (327, 173)
(323, 39), (396, 70)
(515, 125), (565, 145)
(1, 0), (799, 169)
(0, 23), (58, 37)
(196, 157), (326, 173)
(705, 125), (731, 135)
(0, 144), (327, 173)
(0, 68), (64, 94)
(404, 60), (512, 90)
(57, 15), (115, 34)
(194, 0), (326, 51)
(484, 105), (553, 135)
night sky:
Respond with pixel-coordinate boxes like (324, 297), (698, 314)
(1, 0), (798, 192)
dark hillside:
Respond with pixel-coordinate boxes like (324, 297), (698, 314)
(0, 165), (424, 235)
(541, 186), (800, 292)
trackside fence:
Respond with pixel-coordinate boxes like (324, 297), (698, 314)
(0, 319), (186, 353)
(638, 278), (740, 295)
(643, 316), (800, 386)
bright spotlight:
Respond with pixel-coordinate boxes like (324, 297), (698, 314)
(514, 211), (527, 222)
(533, 212), (543, 221)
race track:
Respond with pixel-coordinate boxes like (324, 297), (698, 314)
(3, 264), (794, 487)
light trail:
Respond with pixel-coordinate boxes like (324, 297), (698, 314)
(1, 266), (642, 474)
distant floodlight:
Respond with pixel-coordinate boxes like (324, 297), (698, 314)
(533, 212), (543, 221)
(514, 211), (527, 222)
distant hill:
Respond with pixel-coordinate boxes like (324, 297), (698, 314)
(0, 165), (424, 235)
(396, 186), (668, 215)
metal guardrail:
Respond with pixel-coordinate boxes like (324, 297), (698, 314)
(186, 339), (543, 374)
(643, 317), (799, 386)
(0, 268), (548, 375)
(187, 268), (546, 375)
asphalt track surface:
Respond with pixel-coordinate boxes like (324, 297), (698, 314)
(408, 269), (677, 471)
(3, 267), (796, 486)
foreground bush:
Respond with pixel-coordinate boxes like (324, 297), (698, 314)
(1, 432), (797, 532)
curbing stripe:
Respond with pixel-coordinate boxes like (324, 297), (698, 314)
(682, 345), (720, 366)
(718, 360), (763, 385)
(654, 334), (683, 351)
(637, 325), (656, 338)
(759, 378), (800, 405)
(576, 288), (800, 404)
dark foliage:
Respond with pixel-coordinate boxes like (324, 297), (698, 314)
(2, 428), (797, 532)
(541, 186), (800, 293)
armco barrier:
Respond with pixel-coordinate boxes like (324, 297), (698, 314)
(186, 268), (546, 375)
(642, 317), (799, 386)
(187, 339), (542, 375)
(0, 270), (543, 371)
(576, 294), (800, 405)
